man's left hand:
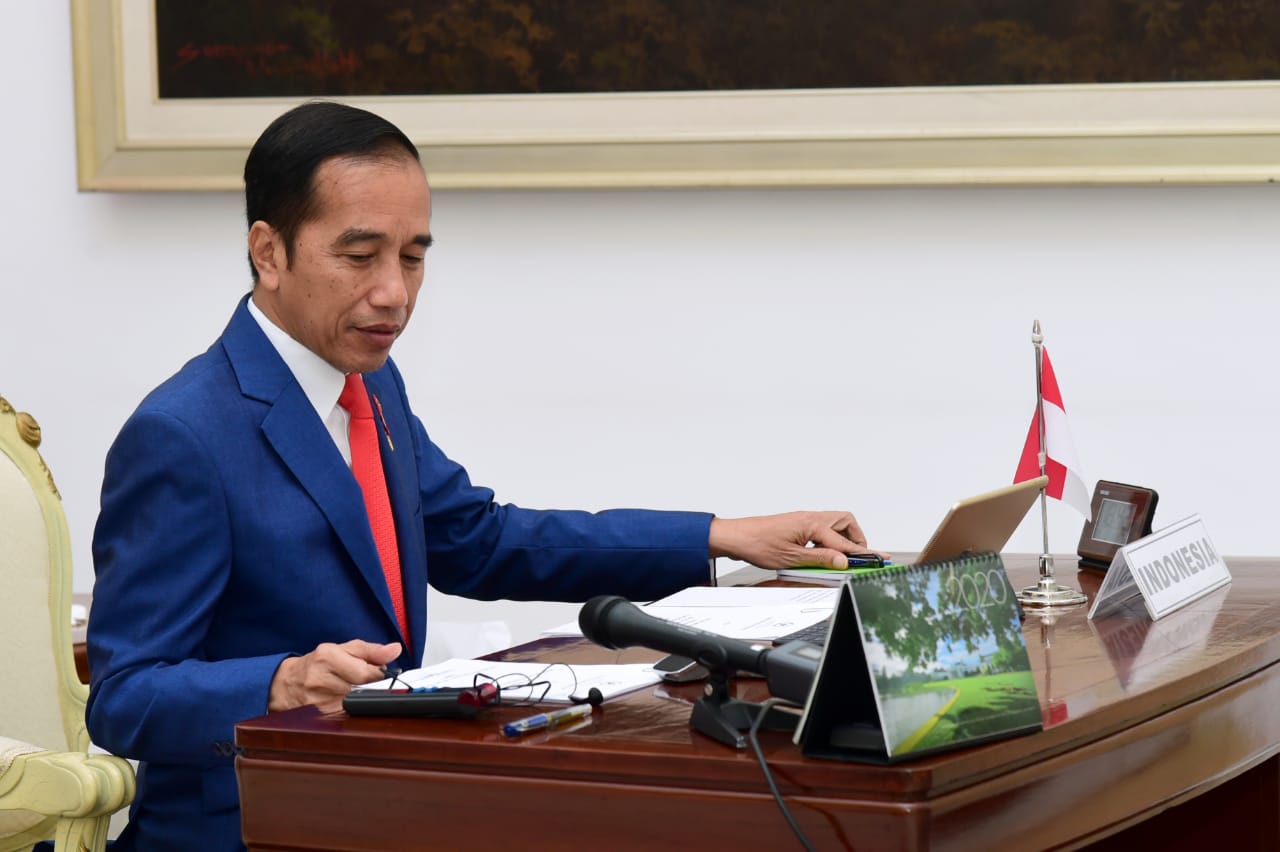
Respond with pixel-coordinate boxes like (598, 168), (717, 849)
(708, 511), (885, 570)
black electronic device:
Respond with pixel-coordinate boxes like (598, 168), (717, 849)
(342, 687), (487, 718)
(1076, 481), (1158, 572)
(653, 654), (710, 683)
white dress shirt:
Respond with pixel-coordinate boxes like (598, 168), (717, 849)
(246, 296), (353, 467)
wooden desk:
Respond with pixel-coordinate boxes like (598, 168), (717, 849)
(235, 557), (1280, 851)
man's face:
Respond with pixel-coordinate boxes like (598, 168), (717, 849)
(252, 154), (432, 374)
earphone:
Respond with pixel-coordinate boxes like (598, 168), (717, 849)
(569, 687), (603, 707)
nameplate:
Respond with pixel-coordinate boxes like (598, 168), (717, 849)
(1088, 514), (1229, 621)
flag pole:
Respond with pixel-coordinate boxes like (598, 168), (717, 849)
(1017, 320), (1087, 608)
(1034, 320), (1052, 576)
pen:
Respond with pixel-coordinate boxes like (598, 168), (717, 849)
(847, 554), (892, 568)
(502, 703), (593, 737)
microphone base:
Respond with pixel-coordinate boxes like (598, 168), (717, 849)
(690, 671), (798, 750)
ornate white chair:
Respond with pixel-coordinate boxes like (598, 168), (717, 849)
(0, 394), (134, 852)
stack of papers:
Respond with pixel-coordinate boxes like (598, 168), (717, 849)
(542, 586), (839, 641)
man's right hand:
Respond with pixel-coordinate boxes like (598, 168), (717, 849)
(268, 639), (402, 713)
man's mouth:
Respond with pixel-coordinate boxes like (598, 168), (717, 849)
(356, 324), (400, 344)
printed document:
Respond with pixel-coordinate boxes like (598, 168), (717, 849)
(542, 586), (838, 641)
(366, 658), (662, 704)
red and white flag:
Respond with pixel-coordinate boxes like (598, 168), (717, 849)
(1014, 348), (1092, 520)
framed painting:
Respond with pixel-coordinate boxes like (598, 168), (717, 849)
(73, 0), (1280, 191)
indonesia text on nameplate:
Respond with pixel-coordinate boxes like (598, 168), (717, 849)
(1088, 514), (1229, 621)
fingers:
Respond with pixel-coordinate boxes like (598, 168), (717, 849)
(324, 640), (404, 689)
(269, 640), (404, 712)
(806, 513), (875, 567)
(809, 522), (857, 552)
(781, 543), (849, 569)
(813, 512), (868, 549)
(343, 639), (403, 665)
(708, 511), (879, 570)
(340, 639), (403, 683)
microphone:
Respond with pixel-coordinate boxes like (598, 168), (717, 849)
(579, 595), (770, 674)
(578, 595), (819, 705)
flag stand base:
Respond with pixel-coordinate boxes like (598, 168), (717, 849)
(1017, 555), (1088, 608)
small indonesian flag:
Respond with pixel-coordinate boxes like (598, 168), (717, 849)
(1014, 348), (1092, 520)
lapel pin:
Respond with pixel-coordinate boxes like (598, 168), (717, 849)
(372, 394), (395, 452)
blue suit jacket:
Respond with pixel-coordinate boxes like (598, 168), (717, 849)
(86, 297), (712, 851)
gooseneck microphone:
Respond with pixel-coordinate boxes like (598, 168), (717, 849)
(580, 595), (825, 750)
(579, 595), (771, 675)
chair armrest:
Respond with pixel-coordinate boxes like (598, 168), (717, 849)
(0, 747), (135, 819)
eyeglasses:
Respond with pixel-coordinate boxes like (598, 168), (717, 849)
(379, 662), (579, 708)
(470, 671), (551, 706)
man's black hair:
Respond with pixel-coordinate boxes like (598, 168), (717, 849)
(243, 101), (421, 281)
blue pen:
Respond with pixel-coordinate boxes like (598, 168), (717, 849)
(847, 554), (894, 568)
(502, 703), (593, 737)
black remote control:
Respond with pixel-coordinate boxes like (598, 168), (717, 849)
(342, 688), (484, 719)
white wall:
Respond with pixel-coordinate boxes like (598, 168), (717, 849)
(4, 5), (1275, 656)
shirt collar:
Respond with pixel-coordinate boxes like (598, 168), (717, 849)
(246, 295), (347, 419)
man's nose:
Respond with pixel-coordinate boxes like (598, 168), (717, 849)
(369, 257), (410, 308)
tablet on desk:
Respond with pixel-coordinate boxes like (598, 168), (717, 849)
(913, 475), (1048, 564)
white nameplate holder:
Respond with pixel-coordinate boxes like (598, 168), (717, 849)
(1088, 514), (1229, 621)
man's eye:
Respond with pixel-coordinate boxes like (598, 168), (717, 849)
(402, 254), (425, 266)
(346, 253), (374, 263)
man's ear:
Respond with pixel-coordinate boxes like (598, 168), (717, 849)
(247, 221), (284, 289)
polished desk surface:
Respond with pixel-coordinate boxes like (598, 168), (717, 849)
(235, 556), (1280, 851)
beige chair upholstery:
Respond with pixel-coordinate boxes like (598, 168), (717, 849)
(0, 395), (134, 852)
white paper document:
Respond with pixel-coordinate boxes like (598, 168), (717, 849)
(542, 586), (839, 640)
(650, 586), (840, 608)
(368, 658), (662, 704)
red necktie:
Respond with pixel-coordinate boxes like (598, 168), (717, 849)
(339, 374), (409, 646)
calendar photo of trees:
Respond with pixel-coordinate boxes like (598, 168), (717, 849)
(850, 555), (1042, 757)
(155, 0), (1280, 100)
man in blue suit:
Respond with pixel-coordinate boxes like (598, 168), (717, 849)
(86, 102), (876, 851)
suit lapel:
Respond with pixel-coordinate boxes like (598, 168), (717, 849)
(220, 298), (404, 642)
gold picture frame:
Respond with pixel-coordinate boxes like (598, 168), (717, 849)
(74, 0), (1280, 191)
